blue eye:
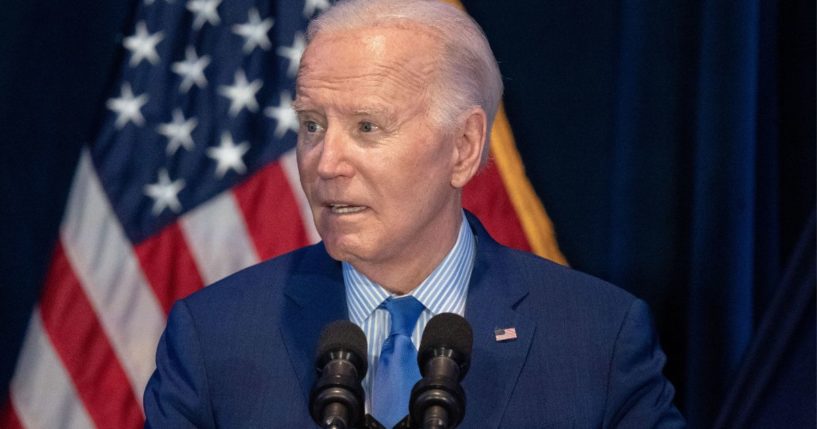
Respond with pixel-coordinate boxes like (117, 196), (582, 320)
(301, 120), (323, 134)
(359, 121), (375, 133)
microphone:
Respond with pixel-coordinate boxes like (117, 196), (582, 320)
(408, 313), (473, 429)
(310, 320), (368, 429)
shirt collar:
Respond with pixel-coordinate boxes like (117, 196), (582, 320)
(343, 212), (475, 325)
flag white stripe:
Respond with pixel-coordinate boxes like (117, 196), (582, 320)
(180, 191), (259, 284)
(280, 149), (320, 243)
(61, 149), (165, 405)
(10, 309), (95, 429)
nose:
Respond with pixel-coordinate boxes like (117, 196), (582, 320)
(316, 126), (355, 180)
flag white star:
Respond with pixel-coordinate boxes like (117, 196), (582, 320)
(106, 83), (149, 129)
(232, 8), (274, 53)
(264, 91), (298, 138)
(303, 0), (330, 18)
(144, 169), (185, 215)
(172, 46), (210, 92)
(277, 32), (305, 78)
(123, 21), (164, 67)
(157, 109), (198, 155)
(207, 132), (250, 178)
(186, 0), (221, 30)
(218, 70), (263, 117)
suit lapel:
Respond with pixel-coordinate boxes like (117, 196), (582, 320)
(462, 215), (536, 428)
(278, 244), (348, 403)
(276, 216), (535, 426)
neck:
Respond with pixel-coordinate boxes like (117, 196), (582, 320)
(353, 210), (463, 295)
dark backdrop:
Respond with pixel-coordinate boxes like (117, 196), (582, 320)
(1, 0), (814, 427)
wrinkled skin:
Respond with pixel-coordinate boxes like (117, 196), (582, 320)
(294, 25), (486, 293)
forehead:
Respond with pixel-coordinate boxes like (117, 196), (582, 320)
(295, 26), (440, 112)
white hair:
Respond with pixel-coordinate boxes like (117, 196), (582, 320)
(303, 0), (504, 162)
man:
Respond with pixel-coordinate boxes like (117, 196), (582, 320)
(144, 0), (685, 427)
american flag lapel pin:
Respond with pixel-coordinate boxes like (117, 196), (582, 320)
(494, 327), (518, 342)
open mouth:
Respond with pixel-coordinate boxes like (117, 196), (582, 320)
(328, 204), (367, 214)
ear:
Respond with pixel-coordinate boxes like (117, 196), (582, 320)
(450, 107), (488, 189)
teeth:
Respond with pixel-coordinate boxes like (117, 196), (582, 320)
(330, 204), (366, 214)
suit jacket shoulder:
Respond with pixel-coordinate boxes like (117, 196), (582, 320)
(144, 243), (346, 428)
(463, 214), (684, 428)
(181, 242), (336, 316)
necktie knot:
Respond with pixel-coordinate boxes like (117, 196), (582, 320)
(383, 296), (424, 338)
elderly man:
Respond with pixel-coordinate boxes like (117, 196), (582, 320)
(144, 0), (684, 427)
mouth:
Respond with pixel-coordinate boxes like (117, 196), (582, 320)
(326, 203), (367, 215)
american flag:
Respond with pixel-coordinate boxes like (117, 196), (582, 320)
(0, 0), (564, 427)
(494, 327), (518, 342)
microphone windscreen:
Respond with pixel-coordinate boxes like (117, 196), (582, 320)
(419, 313), (473, 359)
(315, 320), (368, 370)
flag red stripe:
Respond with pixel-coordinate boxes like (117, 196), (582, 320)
(233, 161), (309, 260)
(463, 160), (531, 251)
(0, 398), (24, 429)
(39, 242), (144, 429)
(135, 222), (205, 314)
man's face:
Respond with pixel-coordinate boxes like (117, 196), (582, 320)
(294, 26), (462, 274)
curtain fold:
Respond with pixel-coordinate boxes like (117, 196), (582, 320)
(611, 0), (812, 426)
(714, 212), (815, 428)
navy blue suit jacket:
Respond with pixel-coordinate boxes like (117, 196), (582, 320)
(144, 214), (684, 428)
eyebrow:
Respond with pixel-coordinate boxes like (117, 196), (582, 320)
(350, 106), (393, 117)
(291, 98), (308, 113)
(291, 100), (394, 119)
(292, 84), (396, 114)
(348, 98), (398, 116)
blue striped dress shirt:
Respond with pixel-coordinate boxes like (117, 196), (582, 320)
(343, 212), (476, 413)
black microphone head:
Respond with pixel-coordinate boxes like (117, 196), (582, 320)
(311, 320), (368, 427)
(315, 320), (368, 375)
(418, 313), (473, 378)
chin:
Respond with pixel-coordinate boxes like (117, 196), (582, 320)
(322, 243), (349, 262)
(321, 235), (362, 263)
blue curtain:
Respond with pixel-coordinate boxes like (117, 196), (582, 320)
(0, 0), (136, 407)
(610, 0), (814, 426)
(715, 213), (815, 428)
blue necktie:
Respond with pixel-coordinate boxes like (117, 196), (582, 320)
(372, 296), (424, 428)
